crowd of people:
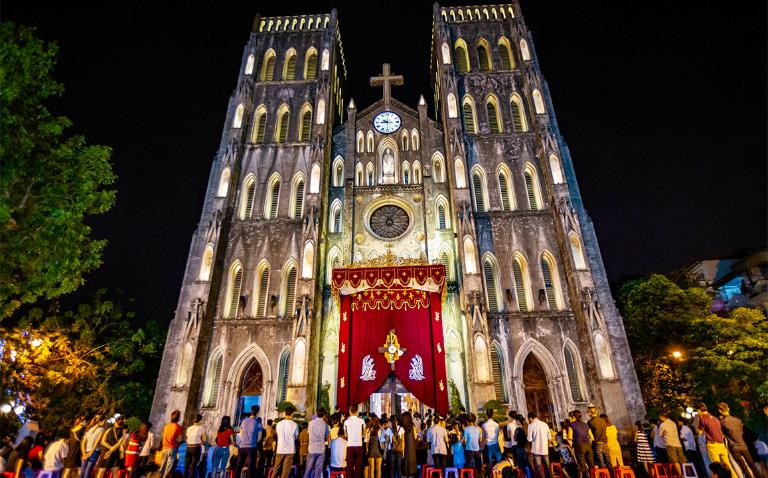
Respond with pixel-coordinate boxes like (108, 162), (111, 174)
(1, 402), (767, 478)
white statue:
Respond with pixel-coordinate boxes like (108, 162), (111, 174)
(382, 147), (395, 184)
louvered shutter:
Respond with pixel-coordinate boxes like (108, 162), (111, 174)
(499, 46), (512, 70)
(499, 173), (511, 211)
(438, 204), (446, 229)
(244, 181), (256, 219)
(510, 100), (524, 132)
(463, 103), (475, 133)
(300, 111), (312, 141)
(269, 182), (280, 219)
(278, 113), (289, 143)
(205, 354), (223, 407)
(491, 346), (505, 401)
(306, 53), (318, 80)
(524, 171), (538, 210)
(483, 261), (498, 312)
(264, 56), (275, 81)
(513, 260), (528, 312)
(285, 55), (296, 80)
(541, 258), (557, 310)
(564, 347), (583, 401)
(256, 268), (269, 318)
(333, 208), (341, 232)
(256, 113), (267, 142)
(293, 180), (304, 218)
(455, 47), (468, 74)
(487, 102), (500, 133)
(477, 46), (490, 71)
(228, 268), (243, 318)
(284, 267), (297, 316)
(472, 173), (485, 212)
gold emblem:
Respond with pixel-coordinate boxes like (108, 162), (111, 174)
(342, 312), (347, 322)
(341, 342), (346, 353)
(412, 194), (423, 203)
(380, 329), (406, 365)
(439, 380), (445, 391)
(436, 343), (442, 353)
(434, 312), (440, 322)
(340, 377), (346, 388)
(355, 233), (365, 244)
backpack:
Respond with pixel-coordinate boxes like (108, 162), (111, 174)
(393, 427), (405, 455)
(513, 426), (527, 447)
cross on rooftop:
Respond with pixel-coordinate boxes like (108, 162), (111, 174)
(370, 63), (404, 108)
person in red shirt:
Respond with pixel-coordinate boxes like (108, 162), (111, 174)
(697, 404), (735, 477)
(213, 416), (236, 474)
(158, 410), (184, 478)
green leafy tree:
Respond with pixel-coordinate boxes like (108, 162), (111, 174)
(318, 381), (331, 413)
(449, 379), (464, 414)
(0, 22), (116, 319)
(0, 290), (164, 430)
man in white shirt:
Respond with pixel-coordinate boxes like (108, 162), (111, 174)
(504, 411), (519, 454)
(303, 408), (330, 478)
(44, 429), (71, 473)
(79, 416), (106, 478)
(273, 405), (299, 478)
(526, 412), (551, 478)
(426, 416), (449, 470)
(183, 414), (206, 478)
(330, 429), (348, 471)
(343, 405), (365, 478)
(482, 410), (502, 469)
(658, 411), (685, 478)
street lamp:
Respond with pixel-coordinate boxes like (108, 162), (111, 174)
(0, 403), (11, 414)
(671, 350), (683, 360)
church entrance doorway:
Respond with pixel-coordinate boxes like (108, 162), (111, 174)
(235, 358), (262, 425)
(523, 354), (554, 422)
(368, 373), (422, 417)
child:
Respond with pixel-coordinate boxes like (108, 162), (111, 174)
(491, 450), (516, 478)
(450, 434), (465, 470)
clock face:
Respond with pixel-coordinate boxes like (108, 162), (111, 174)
(373, 111), (401, 134)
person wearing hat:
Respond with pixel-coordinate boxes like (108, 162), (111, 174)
(717, 403), (759, 478)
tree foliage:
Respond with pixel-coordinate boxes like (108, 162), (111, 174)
(618, 274), (768, 426)
(0, 22), (116, 319)
(0, 290), (164, 431)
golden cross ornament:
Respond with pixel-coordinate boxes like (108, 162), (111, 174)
(378, 329), (406, 371)
(370, 63), (404, 108)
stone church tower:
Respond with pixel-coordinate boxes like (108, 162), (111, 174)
(151, 3), (644, 432)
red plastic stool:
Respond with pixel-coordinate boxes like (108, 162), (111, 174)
(330, 472), (346, 478)
(551, 463), (564, 478)
(428, 469), (444, 478)
(590, 468), (611, 478)
(460, 469), (475, 478)
(652, 464), (670, 478)
(615, 466), (636, 478)
(516, 469), (527, 478)
(682, 464), (698, 478)
(666, 465), (682, 478)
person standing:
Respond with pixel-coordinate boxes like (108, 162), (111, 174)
(272, 405), (299, 478)
(462, 414), (482, 478)
(528, 412), (552, 478)
(184, 414), (207, 478)
(587, 406), (611, 474)
(330, 429), (348, 473)
(63, 415), (86, 478)
(389, 416), (404, 478)
(235, 406), (263, 478)
(482, 410), (503, 470)
(504, 412), (519, 458)
(400, 412), (418, 478)
(602, 415), (623, 467)
(124, 421), (149, 478)
(96, 416), (126, 478)
(344, 405), (366, 478)
(304, 409), (330, 478)
(678, 418), (702, 475)
(427, 416), (449, 470)
(634, 422), (654, 476)
(697, 404), (735, 477)
(133, 422), (154, 478)
(214, 416), (235, 477)
(158, 410), (183, 478)
(658, 411), (686, 477)
(299, 423), (310, 475)
(568, 411), (594, 478)
(366, 419), (383, 478)
(79, 415), (106, 478)
(650, 420), (667, 464)
(43, 428), (71, 474)
(717, 403), (760, 478)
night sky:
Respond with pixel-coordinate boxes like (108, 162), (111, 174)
(5, 1), (766, 323)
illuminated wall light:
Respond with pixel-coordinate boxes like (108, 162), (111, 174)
(0, 403), (11, 414)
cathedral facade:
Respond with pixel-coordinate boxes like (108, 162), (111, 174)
(150, 3), (645, 432)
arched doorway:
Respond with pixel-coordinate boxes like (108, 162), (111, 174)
(236, 358), (263, 424)
(523, 354), (554, 422)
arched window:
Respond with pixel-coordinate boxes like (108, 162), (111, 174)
(510, 94), (528, 132)
(240, 175), (257, 219)
(473, 335), (491, 382)
(569, 233), (587, 269)
(366, 163), (375, 186)
(283, 48), (297, 80)
(483, 256), (501, 312)
(498, 37), (515, 70)
(275, 105), (290, 143)
(254, 262), (270, 318)
(532, 89), (546, 114)
(447, 93), (458, 118)
(217, 168), (230, 197)
(402, 161), (411, 184)
(299, 105), (312, 142)
(401, 131), (409, 151)
(283, 264), (297, 316)
(462, 96), (477, 133)
(411, 130), (419, 151)
(440, 250), (453, 280)
(549, 154), (564, 184)
(356, 131), (365, 153)
(441, 42), (451, 64)
(333, 157), (344, 187)
(277, 349), (291, 403)
(327, 247), (341, 283)
(291, 339), (307, 385)
(524, 164), (542, 210)
(540, 252), (560, 310)
(202, 349), (223, 407)
(413, 161), (422, 184)
(476, 39), (492, 71)
(463, 237), (478, 274)
(199, 244), (214, 281)
(512, 255), (530, 312)
(497, 166), (514, 211)
(245, 53), (255, 75)
(454, 158), (467, 188)
(291, 176), (304, 219)
(355, 163), (364, 186)
(264, 174), (281, 219)
(317, 99), (326, 125)
(520, 39), (531, 61)
(436, 197), (450, 229)
(225, 262), (243, 319)
(471, 167), (487, 212)
(563, 345), (585, 402)
(330, 200), (342, 233)
(176, 341), (194, 386)
(261, 49), (276, 81)
(486, 96), (503, 133)
(366, 131), (374, 152)
(302, 242), (314, 279)
(594, 333), (615, 380)
(490, 343), (508, 402)
(304, 48), (318, 80)
(232, 104), (244, 128)
(321, 49), (330, 71)
(251, 105), (268, 143)
(309, 163), (321, 193)
(454, 39), (470, 74)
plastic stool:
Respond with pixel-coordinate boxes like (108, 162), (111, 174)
(459, 469), (475, 478)
(590, 468), (611, 478)
(446, 468), (459, 478)
(652, 464), (669, 478)
(666, 465), (682, 478)
(428, 470), (444, 478)
(330, 472), (346, 478)
(38, 472), (59, 478)
(682, 464), (698, 478)
(615, 466), (636, 478)
(550, 463), (564, 478)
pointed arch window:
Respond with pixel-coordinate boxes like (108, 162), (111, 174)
(477, 41), (492, 71)
(277, 350), (291, 404)
(549, 154), (564, 184)
(411, 130), (419, 151)
(490, 343), (508, 402)
(203, 350), (223, 407)
(233, 104), (244, 128)
(366, 131), (374, 152)
(330, 201), (342, 233)
(366, 163), (375, 186)
(283, 49), (297, 80)
(564, 345), (585, 401)
(356, 131), (365, 153)
(447, 93), (458, 118)
(512, 257), (529, 312)
(486, 97), (502, 133)
(226, 263), (243, 319)
(533, 89), (546, 114)
(199, 244), (214, 281)
(441, 42), (451, 64)
(498, 37), (515, 70)
(333, 158), (344, 187)
(262, 50), (276, 81)
(276, 105), (290, 143)
(413, 161), (422, 184)
(291, 177), (304, 219)
(483, 258), (500, 312)
(440, 251), (452, 280)
(520, 39), (531, 61)
(524, 166), (541, 210)
(433, 155), (445, 183)
(510, 94), (528, 133)
(402, 162), (411, 184)
(454, 158), (467, 188)
(283, 266), (297, 317)
(310, 163), (321, 193)
(217, 168), (230, 197)
(240, 175), (257, 220)
(498, 168), (513, 211)
(321, 49), (330, 70)
(304, 49), (318, 80)
(251, 106), (268, 143)
(437, 202), (447, 229)
(463, 237), (478, 274)
(355, 164), (364, 186)
(265, 175), (281, 219)
(299, 106), (312, 142)
(454, 40), (470, 74)
(254, 264), (270, 318)
(245, 53), (255, 75)
(540, 254), (559, 310)
(302, 242), (315, 279)
(471, 169), (487, 212)
(462, 97), (477, 133)
(401, 132), (409, 151)
(569, 233), (588, 269)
